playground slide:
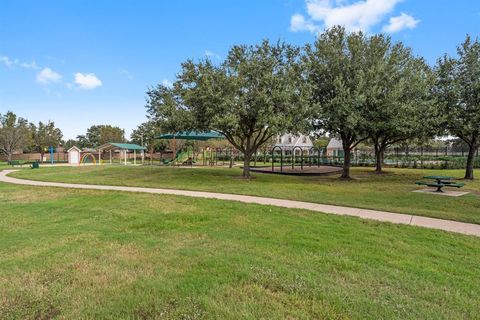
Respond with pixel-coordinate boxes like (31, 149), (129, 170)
(163, 150), (190, 165)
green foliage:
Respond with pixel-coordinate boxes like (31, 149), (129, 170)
(312, 135), (329, 149)
(435, 35), (480, 179)
(361, 35), (436, 172)
(84, 124), (125, 147)
(149, 40), (309, 177)
(130, 121), (168, 153)
(305, 27), (436, 176)
(30, 120), (63, 156)
(305, 27), (372, 178)
(0, 111), (30, 161)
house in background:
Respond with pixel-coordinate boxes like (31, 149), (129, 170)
(274, 134), (313, 156)
(275, 134), (313, 149)
(326, 138), (344, 157)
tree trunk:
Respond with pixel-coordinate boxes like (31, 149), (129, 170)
(374, 143), (385, 173)
(341, 148), (351, 179)
(7, 152), (12, 163)
(40, 151), (44, 163)
(149, 147), (154, 165)
(243, 152), (252, 178)
(464, 144), (477, 180)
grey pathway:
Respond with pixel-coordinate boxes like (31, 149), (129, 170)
(1, 169), (479, 237)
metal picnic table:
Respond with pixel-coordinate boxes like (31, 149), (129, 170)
(416, 175), (464, 193)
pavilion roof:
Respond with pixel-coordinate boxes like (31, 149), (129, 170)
(97, 142), (146, 152)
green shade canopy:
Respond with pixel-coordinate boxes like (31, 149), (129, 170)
(156, 131), (225, 141)
(98, 143), (146, 151)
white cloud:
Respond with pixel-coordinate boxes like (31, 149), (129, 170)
(0, 56), (14, 67)
(1, 55), (40, 69)
(382, 12), (419, 33)
(205, 50), (221, 60)
(36, 67), (62, 85)
(20, 61), (39, 70)
(74, 72), (102, 89)
(290, 14), (320, 33)
(119, 68), (133, 80)
(291, 0), (409, 33)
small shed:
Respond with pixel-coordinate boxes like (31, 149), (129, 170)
(67, 146), (81, 165)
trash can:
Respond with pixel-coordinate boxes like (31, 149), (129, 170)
(31, 161), (40, 169)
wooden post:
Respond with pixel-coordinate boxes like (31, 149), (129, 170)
(134, 150), (137, 165)
(172, 136), (176, 166)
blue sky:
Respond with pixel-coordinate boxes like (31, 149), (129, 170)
(1, 0), (479, 139)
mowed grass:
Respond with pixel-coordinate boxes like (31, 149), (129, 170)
(10, 165), (480, 224)
(1, 182), (480, 319)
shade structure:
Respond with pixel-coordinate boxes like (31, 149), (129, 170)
(97, 142), (146, 166)
(97, 142), (146, 152)
(156, 131), (224, 141)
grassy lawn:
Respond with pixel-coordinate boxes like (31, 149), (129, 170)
(1, 181), (479, 319)
(10, 165), (480, 224)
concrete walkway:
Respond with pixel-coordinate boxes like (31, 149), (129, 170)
(1, 169), (479, 237)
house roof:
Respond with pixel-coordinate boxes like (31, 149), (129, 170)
(97, 143), (146, 151)
(327, 138), (343, 149)
(274, 134), (313, 148)
(67, 146), (81, 152)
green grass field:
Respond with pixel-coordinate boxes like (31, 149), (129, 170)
(10, 165), (480, 224)
(1, 181), (480, 319)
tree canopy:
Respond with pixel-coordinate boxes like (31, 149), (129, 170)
(0, 111), (30, 162)
(148, 40), (309, 177)
(131, 121), (167, 163)
(30, 121), (63, 161)
(360, 34), (436, 173)
(305, 27), (371, 178)
(84, 125), (125, 147)
(435, 35), (480, 179)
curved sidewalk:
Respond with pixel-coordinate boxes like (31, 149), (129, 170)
(1, 169), (479, 237)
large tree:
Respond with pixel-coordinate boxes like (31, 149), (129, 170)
(361, 35), (436, 173)
(305, 27), (370, 179)
(149, 40), (308, 178)
(435, 35), (480, 179)
(0, 111), (30, 162)
(130, 121), (167, 164)
(85, 125), (125, 147)
(30, 121), (63, 162)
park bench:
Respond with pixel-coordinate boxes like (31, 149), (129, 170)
(9, 160), (24, 167)
(415, 180), (465, 193)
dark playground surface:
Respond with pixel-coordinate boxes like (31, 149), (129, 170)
(250, 165), (342, 176)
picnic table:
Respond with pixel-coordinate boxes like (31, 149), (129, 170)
(416, 175), (465, 193)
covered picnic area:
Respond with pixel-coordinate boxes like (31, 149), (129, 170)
(97, 143), (146, 165)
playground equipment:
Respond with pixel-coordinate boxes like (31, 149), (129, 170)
(80, 153), (96, 165)
(48, 146), (55, 164)
(259, 146), (342, 176)
(156, 131), (225, 166)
